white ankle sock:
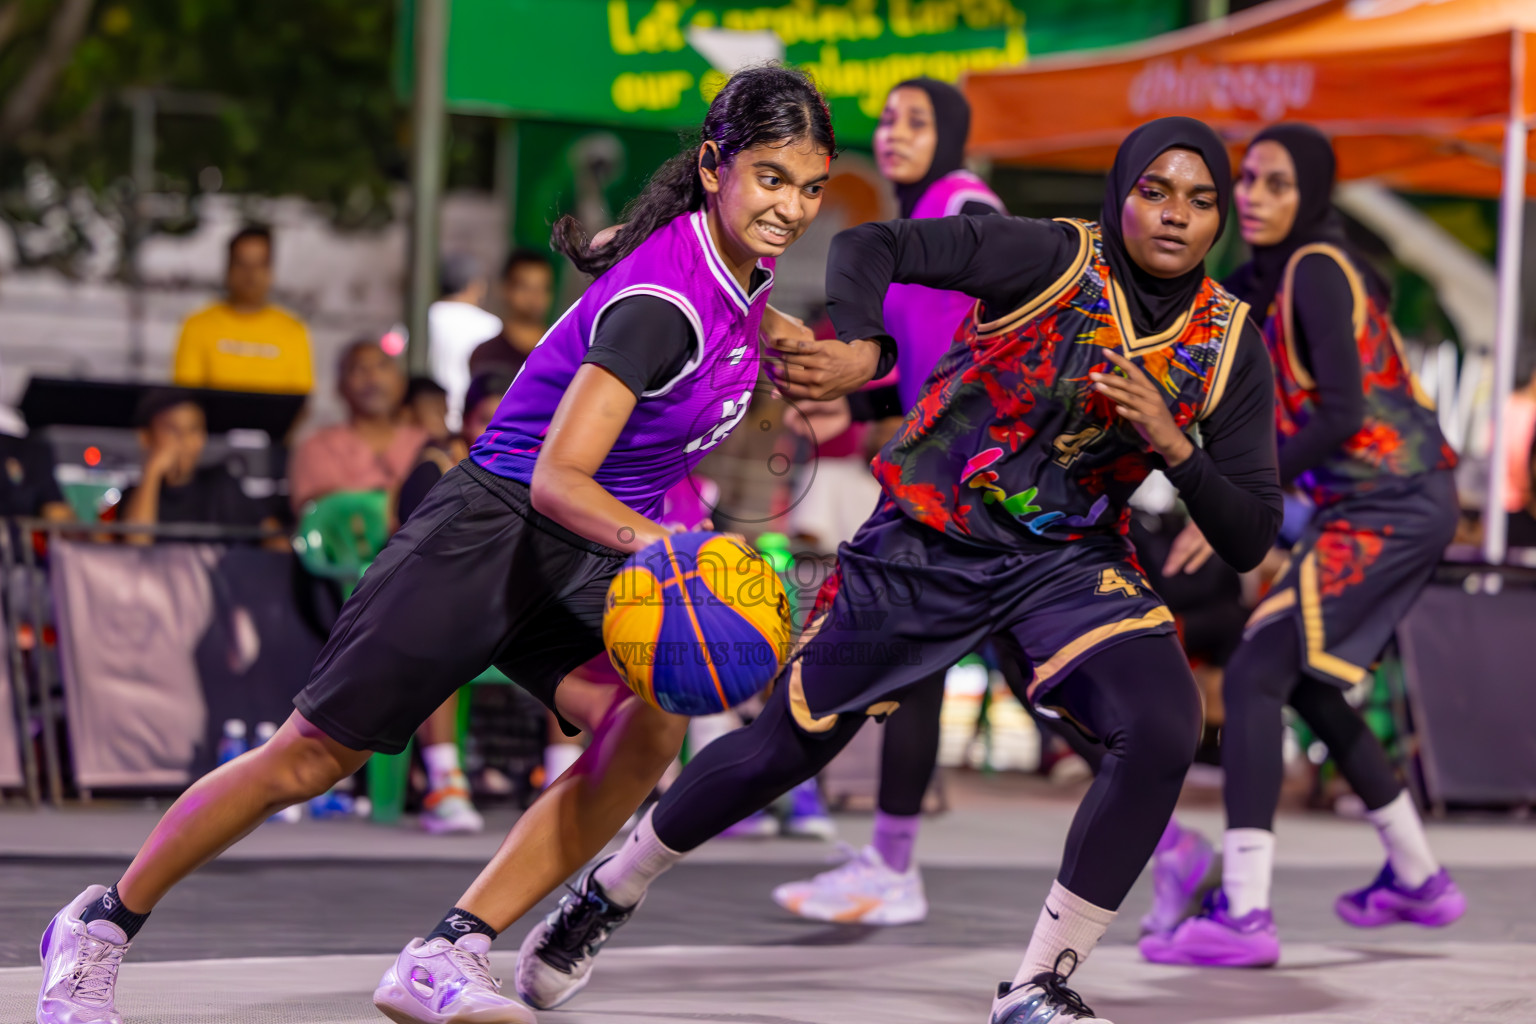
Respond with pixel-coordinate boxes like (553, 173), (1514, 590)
(593, 808), (683, 907)
(1222, 828), (1276, 917)
(1366, 791), (1438, 889)
(1012, 881), (1115, 988)
(543, 743), (584, 789)
(421, 742), (462, 793)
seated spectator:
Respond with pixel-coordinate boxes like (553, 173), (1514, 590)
(0, 431), (72, 523)
(400, 376), (454, 450)
(469, 249), (554, 380)
(173, 225), (314, 395)
(119, 389), (283, 545)
(398, 371), (511, 524)
(429, 254), (502, 431)
(288, 341), (426, 515)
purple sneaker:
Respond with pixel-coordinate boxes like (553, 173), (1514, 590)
(1139, 890), (1280, 968)
(1139, 823), (1217, 935)
(1335, 863), (1466, 928)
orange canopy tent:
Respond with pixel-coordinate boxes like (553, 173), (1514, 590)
(964, 0), (1533, 561)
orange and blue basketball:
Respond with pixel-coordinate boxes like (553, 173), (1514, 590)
(603, 531), (793, 715)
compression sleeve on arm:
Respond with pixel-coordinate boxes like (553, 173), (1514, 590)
(582, 294), (699, 397)
(825, 215), (1077, 348)
(1162, 320), (1283, 572)
(1277, 252), (1367, 487)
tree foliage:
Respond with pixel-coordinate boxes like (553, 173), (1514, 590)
(0, 0), (408, 275)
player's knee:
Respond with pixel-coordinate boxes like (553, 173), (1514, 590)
(261, 732), (348, 804)
(626, 700), (689, 765)
(1119, 683), (1202, 779)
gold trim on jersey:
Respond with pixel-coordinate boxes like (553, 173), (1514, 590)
(1279, 243), (1366, 393)
(1107, 278), (1193, 355)
(1198, 300), (1251, 421)
(787, 608), (839, 733)
(1298, 549), (1369, 685)
(1246, 586), (1297, 630)
(974, 219), (1092, 338)
(1027, 605), (1176, 697)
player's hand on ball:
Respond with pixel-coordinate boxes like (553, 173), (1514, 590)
(1163, 520), (1215, 575)
(767, 336), (881, 402)
(1091, 350), (1194, 467)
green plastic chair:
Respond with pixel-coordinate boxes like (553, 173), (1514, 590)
(292, 490), (390, 595)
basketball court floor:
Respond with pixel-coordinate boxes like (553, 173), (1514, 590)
(3, 775), (1533, 1024)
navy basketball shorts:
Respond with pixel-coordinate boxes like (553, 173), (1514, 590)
(1245, 469), (1457, 688)
(778, 497), (1177, 736)
(294, 461), (625, 752)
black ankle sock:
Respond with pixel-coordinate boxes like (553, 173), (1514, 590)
(426, 907), (498, 945)
(79, 885), (150, 941)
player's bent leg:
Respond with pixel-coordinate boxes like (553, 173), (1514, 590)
(516, 675), (867, 1009)
(1141, 623), (1296, 968)
(378, 680), (683, 1024)
(1288, 678), (1466, 928)
(995, 636), (1200, 1023)
(39, 712), (369, 1024)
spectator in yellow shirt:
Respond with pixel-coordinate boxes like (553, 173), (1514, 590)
(172, 225), (314, 394)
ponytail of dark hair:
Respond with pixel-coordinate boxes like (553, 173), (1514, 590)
(553, 64), (836, 278)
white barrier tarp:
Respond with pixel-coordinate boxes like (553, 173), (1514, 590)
(0, 623), (21, 788)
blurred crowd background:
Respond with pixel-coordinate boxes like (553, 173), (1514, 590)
(1, 0), (1533, 831)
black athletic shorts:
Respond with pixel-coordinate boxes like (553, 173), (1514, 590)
(1245, 469), (1457, 688)
(294, 461), (626, 752)
(780, 495), (1177, 736)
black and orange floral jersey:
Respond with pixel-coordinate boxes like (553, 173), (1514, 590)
(1266, 243), (1457, 509)
(1246, 470), (1457, 686)
(866, 219), (1255, 553)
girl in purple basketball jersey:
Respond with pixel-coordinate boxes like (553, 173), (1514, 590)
(38, 67), (877, 1024)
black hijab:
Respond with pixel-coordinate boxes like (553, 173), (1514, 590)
(1225, 123), (1383, 318)
(1100, 116), (1232, 335)
(890, 78), (972, 219)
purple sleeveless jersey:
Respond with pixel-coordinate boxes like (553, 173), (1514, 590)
(882, 170), (1006, 412)
(471, 210), (772, 520)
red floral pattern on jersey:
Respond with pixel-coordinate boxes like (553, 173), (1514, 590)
(1266, 246), (1455, 507)
(1314, 519), (1386, 598)
(871, 219), (1246, 550)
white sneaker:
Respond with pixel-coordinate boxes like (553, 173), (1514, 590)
(420, 788), (485, 835)
(771, 845), (927, 925)
(991, 953), (1113, 1023)
(37, 885), (130, 1024)
(515, 861), (640, 1010)
(373, 934), (535, 1024)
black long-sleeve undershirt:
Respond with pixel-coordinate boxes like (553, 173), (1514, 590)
(1272, 252), (1366, 487)
(827, 214), (1282, 571)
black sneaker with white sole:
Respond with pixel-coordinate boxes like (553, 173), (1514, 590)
(514, 858), (640, 1010)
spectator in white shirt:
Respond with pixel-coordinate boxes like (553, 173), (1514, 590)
(428, 253), (502, 431)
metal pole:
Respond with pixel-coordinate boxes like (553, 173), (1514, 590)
(0, 525), (41, 806)
(406, 0), (450, 377)
(20, 526), (64, 805)
(126, 90), (155, 378)
(1483, 34), (1528, 566)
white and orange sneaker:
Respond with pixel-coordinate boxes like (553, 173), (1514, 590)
(420, 778), (484, 836)
(373, 933), (534, 1024)
(771, 845), (927, 925)
(37, 885), (130, 1024)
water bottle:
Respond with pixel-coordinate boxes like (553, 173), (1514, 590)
(216, 720), (248, 766)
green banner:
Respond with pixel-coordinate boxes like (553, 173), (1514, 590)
(405, 0), (1185, 146)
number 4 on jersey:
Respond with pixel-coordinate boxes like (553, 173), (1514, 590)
(1095, 568), (1141, 597)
